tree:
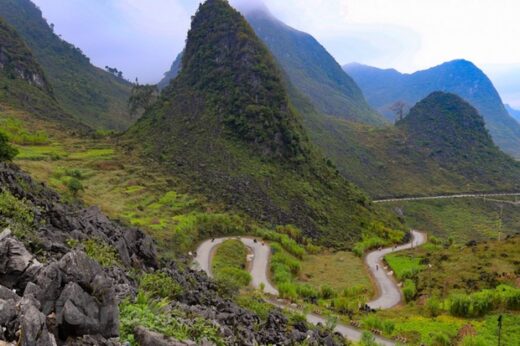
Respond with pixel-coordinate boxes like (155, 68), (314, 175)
(0, 132), (18, 161)
(67, 178), (84, 197)
(391, 101), (407, 121)
(105, 66), (124, 79)
(128, 84), (159, 115)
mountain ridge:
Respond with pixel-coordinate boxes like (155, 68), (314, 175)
(344, 59), (520, 158)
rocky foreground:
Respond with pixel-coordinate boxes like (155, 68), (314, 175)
(0, 163), (345, 346)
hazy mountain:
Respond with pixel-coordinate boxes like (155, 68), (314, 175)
(505, 104), (520, 124)
(159, 3), (385, 126)
(128, 0), (399, 247)
(0, 18), (89, 131)
(345, 60), (520, 158)
(157, 51), (182, 90)
(0, 0), (134, 131)
(301, 92), (520, 198)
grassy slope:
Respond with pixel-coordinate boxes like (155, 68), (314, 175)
(0, 0), (134, 131)
(382, 198), (520, 243)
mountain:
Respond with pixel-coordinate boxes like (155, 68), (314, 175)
(301, 92), (520, 198)
(0, 18), (89, 131)
(505, 104), (520, 124)
(157, 51), (183, 90)
(344, 60), (520, 158)
(397, 92), (520, 179)
(128, 0), (399, 247)
(159, 3), (385, 126)
(0, 0), (134, 131)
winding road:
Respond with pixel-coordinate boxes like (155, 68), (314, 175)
(373, 192), (520, 203)
(194, 231), (426, 345)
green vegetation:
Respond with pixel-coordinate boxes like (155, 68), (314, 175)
(212, 239), (251, 295)
(67, 238), (121, 268)
(120, 292), (224, 346)
(301, 93), (520, 199)
(353, 222), (405, 256)
(0, 131), (18, 161)
(246, 9), (386, 126)
(448, 285), (520, 317)
(382, 198), (520, 243)
(0, 189), (34, 239)
(0, 116), (48, 145)
(0, 0), (134, 130)
(403, 279), (417, 302)
(139, 272), (183, 300)
(384, 253), (425, 281)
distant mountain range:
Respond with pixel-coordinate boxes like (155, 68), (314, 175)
(158, 4), (385, 126)
(344, 60), (520, 158)
(0, 0), (134, 131)
(506, 104), (520, 124)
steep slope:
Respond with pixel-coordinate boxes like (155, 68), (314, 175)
(301, 93), (520, 198)
(157, 51), (183, 90)
(0, 18), (89, 131)
(344, 60), (520, 158)
(159, 3), (385, 126)
(505, 104), (520, 124)
(0, 0), (134, 131)
(128, 0), (400, 247)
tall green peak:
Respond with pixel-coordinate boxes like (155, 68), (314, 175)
(128, 0), (399, 246)
(167, 0), (308, 160)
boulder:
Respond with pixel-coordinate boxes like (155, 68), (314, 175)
(55, 282), (118, 338)
(19, 295), (57, 346)
(134, 326), (213, 346)
(0, 229), (41, 289)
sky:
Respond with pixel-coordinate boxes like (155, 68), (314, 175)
(32, 0), (520, 107)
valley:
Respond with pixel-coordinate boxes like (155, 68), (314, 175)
(0, 0), (519, 345)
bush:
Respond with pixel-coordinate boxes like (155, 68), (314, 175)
(0, 131), (18, 161)
(0, 189), (34, 239)
(431, 331), (452, 346)
(360, 332), (378, 346)
(140, 272), (183, 300)
(212, 240), (251, 296)
(320, 285), (336, 299)
(331, 297), (353, 314)
(278, 282), (298, 300)
(81, 239), (121, 267)
(296, 284), (319, 302)
(403, 279), (417, 302)
(67, 177), (84, 197)
(426, 296), (443, 317)
(449, 294), (472, 317)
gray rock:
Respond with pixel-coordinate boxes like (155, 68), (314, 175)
(0, 299), (16, 325)
(19, 295), (57, 346)
(0, 231), (41, 288)
(0, 285), (19, 302)
(58, 251), (102, 288)
(134, 326), (213, 346)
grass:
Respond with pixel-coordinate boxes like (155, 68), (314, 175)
(382, 198), (520, 243)
(299, 250), (372, 297)
(384, 253), (425, 281)
(211, 239), (252, 297)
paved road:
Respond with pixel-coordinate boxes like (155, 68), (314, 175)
(366, 230), (427, 310)
(194, 236), (420, 345)
(373, 192), (520, 204)
(194, 237), (278, 295)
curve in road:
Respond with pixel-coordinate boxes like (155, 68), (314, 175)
(366, 230), (427, 309)
(194, 233), (426, 345)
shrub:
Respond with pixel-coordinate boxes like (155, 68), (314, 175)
(431, 331), (452, 346)
(449, 294), (472, 317)
(0, 131), (18, 161)
(343, 284), (367, 298)
(67, 177), (84, 197)
(82, 239), (121, 267)
(403, 279), (417, 302)
(0, 189), (34, 239)
(140, 272), (183, 300)
(331, 297), (353, 314)
(296, 284), (319, 302)
(360, 332), (378, 346)
(278, 282), (298, 300)
(320, 285), (336, 299)
(212, 240), (251, 296)
(426, 296), (443, 317)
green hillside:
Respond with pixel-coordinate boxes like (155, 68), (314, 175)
(300, 92), (520, 198)
(0, 0), (134, 131)
(0, 18), (89, 131)
(127, 0), (400, 247)
(345, 60), (520, 158)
